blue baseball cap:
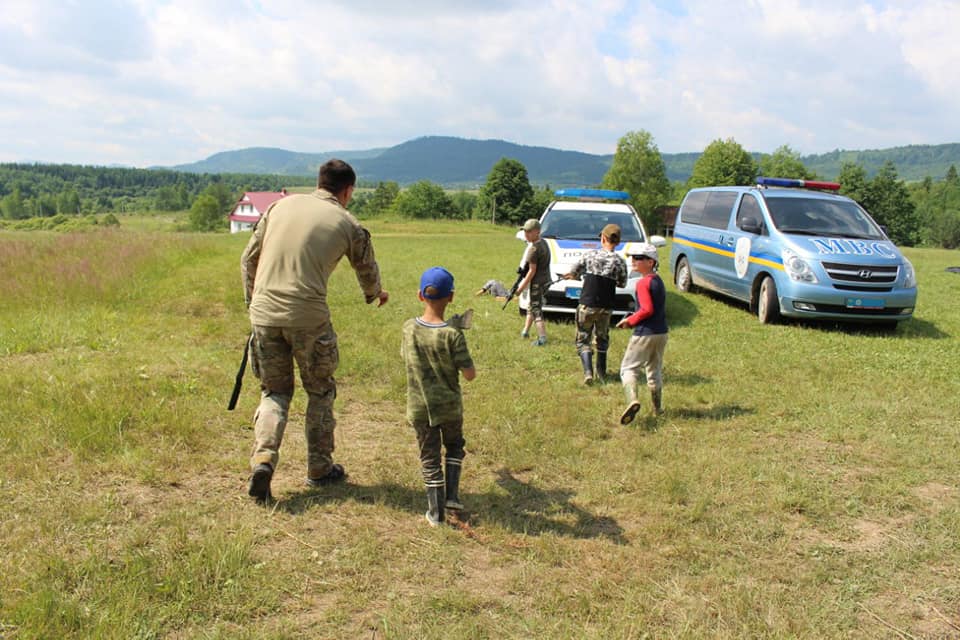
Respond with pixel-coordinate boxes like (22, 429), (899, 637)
(420, 266), (455, 300)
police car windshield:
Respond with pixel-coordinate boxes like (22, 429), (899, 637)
(764, 196), (885, 240)
(541, 210), (644, 241)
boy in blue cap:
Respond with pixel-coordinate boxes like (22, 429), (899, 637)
(401, 267), (477, 526)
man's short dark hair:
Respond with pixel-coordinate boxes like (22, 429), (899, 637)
(318, 159), (356, 194)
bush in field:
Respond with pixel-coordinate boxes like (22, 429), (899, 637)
(188, 194), (225, 231)
(392, 181), (455, 219)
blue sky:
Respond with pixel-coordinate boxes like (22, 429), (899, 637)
(1, 0), (958, 167)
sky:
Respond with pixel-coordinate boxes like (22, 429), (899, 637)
(1, 0), (959, 168)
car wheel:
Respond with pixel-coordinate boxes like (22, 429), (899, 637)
(675, 257), (695, 293)
(757, 276), (780, 324)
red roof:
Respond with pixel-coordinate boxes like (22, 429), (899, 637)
(229, 190), (289, 219)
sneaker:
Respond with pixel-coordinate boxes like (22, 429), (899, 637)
(305, 463), (347, 487)
(583, 373), (594, 386)
(532, 336), (547, 346)
(248, 463), (273, 503)
(445, 497), (465, 511)
(620, 401), (642, 425)
(425, 511), (443, 527)
(520, 330), (529, 339)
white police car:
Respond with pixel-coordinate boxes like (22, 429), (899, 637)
(516, 188), (667, 317)
(669, 177), (918, 326)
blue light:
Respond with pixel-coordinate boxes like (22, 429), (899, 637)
(757, 177), (801, 188)
(554, 188), (630, 201)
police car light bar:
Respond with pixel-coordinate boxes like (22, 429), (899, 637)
(756, 177), (841, 191)
(554, 188), (630, 201)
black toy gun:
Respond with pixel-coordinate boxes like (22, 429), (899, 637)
(502, 262), (529, 309)
(227, 334), (252, 411)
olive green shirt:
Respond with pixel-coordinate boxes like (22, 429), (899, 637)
(401, 318), (474, 426)
(241, 189), (382, 327)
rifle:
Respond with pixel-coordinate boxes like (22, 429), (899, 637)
(227, 334), (252, 411)
(501, 262), (529, 309)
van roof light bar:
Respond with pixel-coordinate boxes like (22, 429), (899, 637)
(554, 188), (631, 201)
(756, 177), (841, 191)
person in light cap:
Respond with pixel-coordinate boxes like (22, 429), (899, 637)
(401, 266), (477, 526)
(515, 218), (551, 346)
(564, 223), (628, 385)
(615, 243), (668, 424)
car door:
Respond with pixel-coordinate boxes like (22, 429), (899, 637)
(695, 191), (739, 293)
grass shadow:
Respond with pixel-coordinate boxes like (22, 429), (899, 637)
(672, 403), (755, 420)
(272, 471), (627, 545)
(682, 288), (946, 338)
(664, 291), (698, 329)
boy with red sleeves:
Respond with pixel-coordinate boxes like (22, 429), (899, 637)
(615, 243), (668, 424)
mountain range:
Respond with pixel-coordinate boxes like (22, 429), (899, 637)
(168, 136), (960, 186)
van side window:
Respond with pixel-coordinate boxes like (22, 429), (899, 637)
(700, 192), (738, 229)
(679, 191), (709, 225)
(736, 194), (764, 234)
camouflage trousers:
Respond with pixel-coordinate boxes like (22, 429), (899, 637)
(574, 305), (612, 356)
(249, 323), (338, 479)
(526, 281), (547, 321)
(411, 418), (465, 485)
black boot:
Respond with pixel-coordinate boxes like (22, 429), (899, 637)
(596, 351), (608, 383)
(445, 458), (464, 510)
(579, 352), (594, 385)
(425, 484), (445, 526)
(248, 463), (273, 503)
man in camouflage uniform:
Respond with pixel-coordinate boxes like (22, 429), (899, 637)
(565, 223), (628, 385)
(240, 159), (389, 502)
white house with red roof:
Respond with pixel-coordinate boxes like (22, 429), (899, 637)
(229, 189), (288, 233)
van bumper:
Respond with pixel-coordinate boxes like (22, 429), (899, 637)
(777, 281), (917, 322)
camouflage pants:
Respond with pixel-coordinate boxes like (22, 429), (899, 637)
(527, 281), (547, 321)
(249, 323), (338, 479)
(574, 305), (612, 356)
(411, 418), (465, 485)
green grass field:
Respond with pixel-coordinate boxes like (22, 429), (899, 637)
(1, 221), (958, 639)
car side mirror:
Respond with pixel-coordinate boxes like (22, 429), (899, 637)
(739, 216), (762, 234)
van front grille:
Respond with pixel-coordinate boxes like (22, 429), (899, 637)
(821, 261), (898, 286)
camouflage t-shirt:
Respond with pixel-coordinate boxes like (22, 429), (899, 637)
(401, 317), (474, 426)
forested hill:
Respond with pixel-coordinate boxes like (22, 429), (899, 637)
(172, 137), (614, 187)
(169, 136), (960, 185)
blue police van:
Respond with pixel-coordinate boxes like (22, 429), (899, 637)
(669, 177), (918, 326)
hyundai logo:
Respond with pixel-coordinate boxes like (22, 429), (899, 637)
(858, 269), (873, 279)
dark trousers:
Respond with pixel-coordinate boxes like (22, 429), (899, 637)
(411, 419), (465, 485)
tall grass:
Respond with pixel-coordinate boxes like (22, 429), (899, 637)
(1, 223), (958, 638)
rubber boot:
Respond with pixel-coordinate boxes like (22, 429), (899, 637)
(595, 352), (608, 383)
(579, 352), (594, 385)
(620, 382), (642, 425)
(445, 458), (464, 510)
(425, 484), (445, 526)
(651, 388), (664, 416)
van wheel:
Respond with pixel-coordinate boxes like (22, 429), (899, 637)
(757, 277), (780, 324)
(675, 257), (695, 293)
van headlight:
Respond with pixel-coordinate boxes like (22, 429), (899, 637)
(782, 248), (818, 283)
(902, 257), (917, 288)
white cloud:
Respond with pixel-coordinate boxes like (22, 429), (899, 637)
(0, 0), (957, 167)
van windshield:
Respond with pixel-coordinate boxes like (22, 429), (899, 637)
(764, 196), (886, 240)
(541, 210), (645, 241)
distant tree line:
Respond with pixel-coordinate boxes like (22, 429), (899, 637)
(0, 163), (316, 228)
(3, 147), (959, 247)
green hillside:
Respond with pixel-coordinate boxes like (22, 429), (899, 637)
(168, 137), (960, 186)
